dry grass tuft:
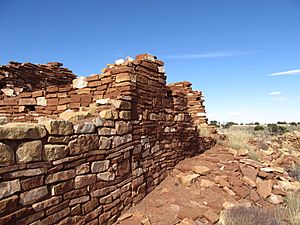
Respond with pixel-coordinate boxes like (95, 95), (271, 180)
(285, 192), (300, 225)
(219, 206), (282, 225)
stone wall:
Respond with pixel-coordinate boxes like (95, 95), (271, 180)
(0, 54), (215, 225)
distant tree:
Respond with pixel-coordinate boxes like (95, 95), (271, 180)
(290, 122), (297, 126)
(277, 121), (287, 125)
(209, 120), (220, 128)
(254, 122), (260, 125)
(224, 122), (237, 129)
(240, 123), (244, 125)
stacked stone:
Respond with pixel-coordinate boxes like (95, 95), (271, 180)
(0, 53), (215, 225)
(0, 61), (76, 94)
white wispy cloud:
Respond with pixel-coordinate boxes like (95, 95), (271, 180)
(297, 96), (300, 99)
(268, 91), (282, 96)
(269, 69), (300, 76)
(272, 97), (289, 102)
(164, 50), (258, 59)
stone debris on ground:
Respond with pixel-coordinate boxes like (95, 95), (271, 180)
(115, 131), (300, 225)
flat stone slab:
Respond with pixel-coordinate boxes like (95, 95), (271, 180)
(0, 123), (47, 140)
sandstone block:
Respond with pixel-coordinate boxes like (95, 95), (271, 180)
(0, 142), (14, 165)
(119, 111), (131, 120)
(99, 109), (116, 120)
(32, 196), (62, 211)
(73, 76), (87, 89)
(192, 166), (211, 175)
(110, 100), (131, 109)
(70, 195), (90, 206)
(36, 97), (47, 106)
(91, 160), (110, 173)
(115, 121), (131, 135)
(43, 144), (68, 161)
(99, 137), (111, 149)
(112, 134), (132, 148)
(76, 163), (90, 175)
(115, 73), (136, 83)
(74, 174), (96, 189)
(16, 140), (42, 163)
(45, 170), (75, 184)
(0, 195), (18, 213)
(69, 134), (99, 155)
(0, 179), (20, 200)
(20, 186), (48, 205)
(92, 117), (104, 127)
(256, 180), (273, 198)
(97, 172), (115, 181)
(38, 118), (73, 135)
(0, 123), (47, 140)
(74, 122), (95, 134)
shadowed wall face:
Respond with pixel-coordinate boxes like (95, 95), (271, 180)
(0, 54), (214, 225)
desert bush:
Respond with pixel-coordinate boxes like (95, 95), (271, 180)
(290, 122), (297, 126)
(267, 124), (288, 135)
(224, 122), (238, 129)
(287, 164), (300, 182)
(219, 206), (282, 225)
(254, 125), (265, 131)
(285, 192), (300, 225)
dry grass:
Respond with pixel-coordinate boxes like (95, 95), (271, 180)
(219, 127), (255, 151)
(285, 192), (300, 225)
(219, 206), (282, 225)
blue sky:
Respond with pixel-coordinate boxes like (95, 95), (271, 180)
(1, 0), (300, 123)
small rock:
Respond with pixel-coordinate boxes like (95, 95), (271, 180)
(192, 166), (211, 175)
(200, 179), (215, 188)
(141, 218), (151, 225)
(256, 180), (273, 198)
(204, 210), (219, 224)
(118, 212), (132, 221)
(268, 193), (283, 205)
(179, 218), (197, 225)
(179, 174), (200, 186)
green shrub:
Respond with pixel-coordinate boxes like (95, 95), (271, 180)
(254, 125), (265, 131)
(267, 124), (288, 135)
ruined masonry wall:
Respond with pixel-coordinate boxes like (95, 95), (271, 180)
(0, 54), (214, 225)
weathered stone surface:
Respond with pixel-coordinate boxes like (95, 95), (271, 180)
(20, 186), (48, 205)
(0, 123), (47, 140)
(70, 195), (90, 206)
(32, 196), (62, 211)
(97, 172), (115, 181)
(99, 136), (111, 150)
(99, 110), (116, 120)
(0, 142), (14, 165)
(0, 195), (18, 213)
(74, 122), (95, 134)
(119, 111), (131, 120)
(74, 174), (96, 189)
(73, 76), (87, 89)
(16, 140), (42, 163)
(38, 118), (73, 135)
(192, 166), (211, 175)
(69, 134), (99, 155)
(91, 160), (110, 173)
(115, 121), (131, 135)
(92, 117), (104, 127)
(36, 97), (47, 106)
(204, 210), (219, 224)
(112, 134), (132, 148)
(45, 170), (75, 184)
(178, 174), (199, 186)
(256, 180), (273, 198)
(0, 179), (20, 200)
(43, 144), (68, 161)
(76, 163), (90, 175)
(47, 136), (70, 144)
